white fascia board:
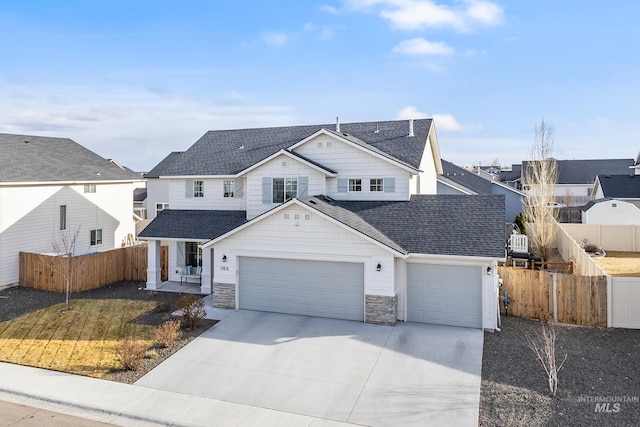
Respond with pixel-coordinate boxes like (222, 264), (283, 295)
(290, 129), (419, 175)
(139, 237), (209, 243)
(407, 253), (504, 263)
(490, 180), (527, 196)
(428, 124), (444, 174)
(0, 179), (142, 187)
(235, 149), (337, 177)
(436, 177), (477, 195)
(202, 198), (407, 257)
(158, 175), (236, 179)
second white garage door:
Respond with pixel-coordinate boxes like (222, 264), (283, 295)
(407, 264), (482, 328)
(238, 257), (364, 321)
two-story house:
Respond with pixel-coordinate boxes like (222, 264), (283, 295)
(139, 119), (505, 330)
(0, 133), (143, 287)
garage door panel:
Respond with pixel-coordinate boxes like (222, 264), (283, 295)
(239, 257), (364, 321)
(407, 264), (482, 328)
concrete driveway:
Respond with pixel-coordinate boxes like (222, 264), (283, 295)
(136, 310), (483, 426)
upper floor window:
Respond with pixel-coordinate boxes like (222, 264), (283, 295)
(348, 179), (362, 192)
(59, 205), (67, 230)
(90, 229), (102, 246)
(156, 203), (169, 216)
(370, 178), (384, 192)
(224, 180), (234, 198)
(193, 180), (204, 197)
(273, 178), (298, 203)
(84, 184), (96, 193)
(185, 180), (204, 198)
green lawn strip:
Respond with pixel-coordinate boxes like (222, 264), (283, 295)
(0, 299), (159, 377)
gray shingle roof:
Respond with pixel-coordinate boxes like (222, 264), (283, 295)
(523, 159), (634, 185)
(597, 174), (640, 199)
(145, 151), (184, 178)
(0, 133), (141, 183)
(301, 194), (505, 258)
(137, 210), (247, 240)
(155, 119), (432, 176)
(440, 160), (492, 194)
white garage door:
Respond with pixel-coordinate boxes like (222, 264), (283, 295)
(239, 257), (364, 321)
(407, 264), (482, 328)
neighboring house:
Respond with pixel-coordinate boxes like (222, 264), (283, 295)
(584, 173), (640, 225)
(499, 164), (522, 190)
(582, 198), (640, 225)
(144, 151), (184, 220)
(0, 133), (143, 287)
(438, 160), (526, 222)
(139, 119), (505, 330)
(133, 188), (147, 219)
(522, 158), (634, 207)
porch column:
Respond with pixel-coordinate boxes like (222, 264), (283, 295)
(201, 247), (213, 295)
(146, 240), (162, 290)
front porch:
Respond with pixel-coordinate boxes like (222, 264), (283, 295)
(145, 280), (208, 295)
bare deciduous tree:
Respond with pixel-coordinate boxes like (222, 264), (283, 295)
(527, 322), (568, 397)
(524, 119), (559, 262)
(50, 225), (84, 311)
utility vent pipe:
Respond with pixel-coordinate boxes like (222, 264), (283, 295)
(408, 119), (414, 137)
(336, 116), (340, 132)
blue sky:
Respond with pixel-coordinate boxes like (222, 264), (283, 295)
(1, 1), (638, 171)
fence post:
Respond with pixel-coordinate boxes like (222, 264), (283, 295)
(606, 275), (612, 328)
(551, 273), (558, 323)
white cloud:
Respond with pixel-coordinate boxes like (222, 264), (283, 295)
(262, 31), (289, 46)
(432, 113), (463, 131)
(392, 37), (454, 56)
(0, 82), (296, 171)
(396, 106), (430, 120)
(396, 107), (468, 132)
(344, 0), (504, 31)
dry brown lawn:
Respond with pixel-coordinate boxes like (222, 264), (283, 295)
(593, 251), (640, 277)
(0, 299), (157, 378)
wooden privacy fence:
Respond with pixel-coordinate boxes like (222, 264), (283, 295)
(19, 244), (168, 293)
(498, 266), (607, 327)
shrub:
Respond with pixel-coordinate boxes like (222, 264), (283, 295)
(155, 319), (182, 348)
(514, 212), (527, 235)
(176, 295), (206, 329)
(115, 336), (148, 371)
(584, 243), (598, 253)
(154, 301), (171, 313)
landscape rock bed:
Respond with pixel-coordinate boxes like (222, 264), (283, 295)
(480, 315), (640, 426)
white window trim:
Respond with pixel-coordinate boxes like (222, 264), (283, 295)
(90, 228), (103, 246)
(370, 178), (384, 192)
(193, 180), (204, 198)
(348, 178), (362, 192)
(223, 179), (234, 198)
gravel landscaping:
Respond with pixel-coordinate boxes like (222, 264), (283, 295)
(0, 281), (215, 384)
(480, 315), (640, 427)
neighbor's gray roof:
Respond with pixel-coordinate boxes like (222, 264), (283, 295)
(300, 195), (505, 258)
(0, 133), (141, 183)
(137, 210), (247, 240)
(156, 119), (432, 176)
(522, 159), (634, 185)
(145, 151), (184, 178)
(440, 160), (492, 194)
(597, 174), (640, 199)
(499, 164), (522, 183)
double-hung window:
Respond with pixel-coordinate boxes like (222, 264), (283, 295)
(193, 180), (204, 198)
(185, 241), (202, 267)
(348, 178), (362, 192)
(223, 179), (234, 198)
(272, 178), (297, 203)
(90, 229), (102, 246)
(370, 178), (383, 192)
(84, 184), (96, 193)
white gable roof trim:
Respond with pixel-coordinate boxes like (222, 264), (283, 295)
(289, 129), (421, 174)
(236, 149), (338, 177)
(201, 198), (407, 257)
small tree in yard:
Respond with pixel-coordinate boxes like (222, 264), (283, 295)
(524, 119), (559, 262)
(49, 225), (86, 311)
(527, 322), (568, 397)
